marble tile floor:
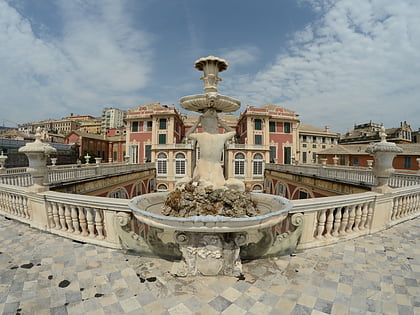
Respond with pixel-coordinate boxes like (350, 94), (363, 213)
(0, 216), (418, 315)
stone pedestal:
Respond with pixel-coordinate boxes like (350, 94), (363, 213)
(332, 156), (339, 166)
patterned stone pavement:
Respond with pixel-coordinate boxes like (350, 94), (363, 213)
(0, 215), (419, 315)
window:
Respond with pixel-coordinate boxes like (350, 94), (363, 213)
(234, 152), (245, 176)
(131, 121), (138, 132)
(302, 144), (307, 148)
(353, 157), (359, 166)
(175, 153), (186, 176)
(157, 184), (168, 191)
(302, 152), (307, 163)
(158, 134), (166, 144)
(130, 145), (138, 163)
(299, 190), (309, 199)
(404, 157), (411, 168)
(269, 121), (276, 132)
(254, 119), (262, 130)
(254, 134), (262, 145)
(252, 184), (263, 192)
(145, 145), (151, 162)
(109, 188), (127, 199)
(312, 144), (317, 148)
(253, 153), (264, 175)
(284, 147), (292, 164)
(144, 121), (152, 131)
(302, 135), (307, 142)
(157, 153), (167, 175)
(269, 146), (276, 163)
(284, 122), (291, 133)
(159, 118), (167, 130)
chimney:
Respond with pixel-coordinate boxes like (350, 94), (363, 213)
(324, 126), (330, 132)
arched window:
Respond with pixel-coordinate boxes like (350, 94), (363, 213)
(252, 184), (263, 192)
(252, 153), (264, 175)
(175, 152), (186, 176)
(157, 184), (168, 191)
(109, 188), (127, 199)
(234, 152), (245, 176)
(157, 152), (167, 175)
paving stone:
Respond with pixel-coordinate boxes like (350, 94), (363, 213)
(0, 215), (418, 314)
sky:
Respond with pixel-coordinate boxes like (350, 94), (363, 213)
(1, 0), (419, 133)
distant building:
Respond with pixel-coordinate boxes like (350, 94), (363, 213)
(18, 119), (80, 136)
(412, 128), (420, 144)
(101, 108), (126, 134)
(339, 121), (413, 144)
(125, 103), (300, 191)
(298, 124), (339, 164)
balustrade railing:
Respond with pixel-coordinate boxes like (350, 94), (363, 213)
(1, 181), (419, 252)
(266, 163), (419, 188)
(0, 173), (33, 187)
(0, 163), (155, 187)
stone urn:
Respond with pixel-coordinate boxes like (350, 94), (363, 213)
(0, 151), (7, 172)
(365, 126), (403, 192)
(19, 128), (57, 190)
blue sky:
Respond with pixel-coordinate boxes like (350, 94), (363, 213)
(1, 0), (419, 133)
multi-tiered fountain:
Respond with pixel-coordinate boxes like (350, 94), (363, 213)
(126, 57), (297, 277)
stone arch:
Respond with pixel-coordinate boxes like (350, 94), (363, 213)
(107, 186), (129, 199)
(290, 187), (314, 200)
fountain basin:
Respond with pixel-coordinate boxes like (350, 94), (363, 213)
(128, 192), (293, 276)
(180, 94), (240, 113)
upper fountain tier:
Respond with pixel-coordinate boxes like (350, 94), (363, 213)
(180, 56), (241, 113)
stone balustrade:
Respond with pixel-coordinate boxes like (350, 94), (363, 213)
(266, 164), (419, 188)
(0, 181), (418, 253)
(0, 163), (155, 187)
(291, 184), (419, 250)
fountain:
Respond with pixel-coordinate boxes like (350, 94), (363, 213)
(124, 56), (299, 276)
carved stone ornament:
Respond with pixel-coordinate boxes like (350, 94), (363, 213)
(171, 231), (248, 276)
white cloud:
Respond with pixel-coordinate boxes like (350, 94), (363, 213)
(218, 46), (260, 68)
(0, 0), (152, 123)
(227, 0), (420, 132)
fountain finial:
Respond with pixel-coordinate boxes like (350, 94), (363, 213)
(194, 56), (228, 94)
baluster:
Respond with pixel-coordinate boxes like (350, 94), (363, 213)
(346, 205), (356, 233)
(17, 195), (24, 218)
(332, 207), (342, 237)
(70, 205), (80, 234)
(85, 207), (95, 237)
(10, 195), (18, 216)
(8, 193), (13, 214)
(64, 204), (73, 232)
(79, 207), (88, 236)
(325, 209), (335, 237)
(391, 197), (398, 220)
(339, 206), (350, 235)
(365, 202), (374, 229)
(353, 205), (362, 232)
(359, 203), (368, 230)
(399, 196), (405, 218)
(315, 209), (327, 239)
(58, 203), (67, 230)
(47, 202), (55, 228)
(51, 202), (61, 229)
(94, 209), (105, 239)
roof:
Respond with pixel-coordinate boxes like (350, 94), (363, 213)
(299, 124), (339, 136)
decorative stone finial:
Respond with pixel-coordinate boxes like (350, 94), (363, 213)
(194, 56), (228, 94)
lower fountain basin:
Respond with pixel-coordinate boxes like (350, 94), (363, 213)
(127, 192), (294, 276)
(128, 192), (292, 232)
